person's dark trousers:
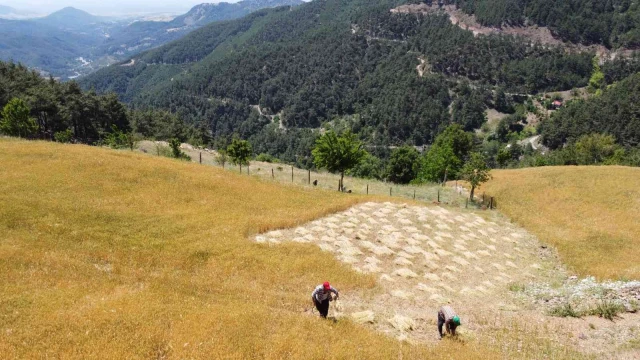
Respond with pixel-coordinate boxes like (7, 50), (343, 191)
(314, 298), (330, 318)
(437, 312), (445, 338)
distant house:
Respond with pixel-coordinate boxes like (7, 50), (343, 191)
(551, 100), (563, 109)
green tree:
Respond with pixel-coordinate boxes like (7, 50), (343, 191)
(386, 146), (420, 184)
(214, 149), (229, 168)
(588, 57), (605, 95)
(312, 130), (366, 191)
(493, 87), (513, 113)
(417, 124), (474, 183)
(0, 98), (38, 137)
(104, 125), (138, 150)
(461, 152), (492, 201)
(496, 147), (512, 168)
(227, 138), (253, 166)
(169, 138), (183, 159)
(347, 153), (383, 180)
(54, 129), (74, 143)
(574, 133), (620, 164)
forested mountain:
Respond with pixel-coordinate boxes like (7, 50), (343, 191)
(541, 72), (640, 149)
(0, 17), (102, 78)
(446, 0), (640, 48)
(0, 7), (125, 78)
(82, 0), (623, 164)
(34, 7), (107, 29)
(0, 1), (303, 79)
(99, 0), (303, 60)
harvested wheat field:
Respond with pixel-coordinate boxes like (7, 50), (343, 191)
(0, 139), (494, 359)
(1, 140), (638, 359)
(481, 166), (640, 281)
(257, 202), (640, 359)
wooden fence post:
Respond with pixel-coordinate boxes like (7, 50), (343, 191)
(366, 184), (369, 195)
(490, 197), (494, 210)
(199, 152), (202, 164)
(437, 189), (440, 202)
(272, 168), (274, 179)
(308, 170), (310, 185)
(291, 166), (294, 183)
(413, 190), (416, 200)
(247, 164), (250, 175)
(390, 187), (392, 196)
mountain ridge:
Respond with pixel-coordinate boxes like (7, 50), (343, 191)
(101, 0), (303, 59)
(0, 0), (304, 78)
(80, 0), (640, 165)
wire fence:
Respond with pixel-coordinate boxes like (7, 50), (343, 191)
(138, 142), (497, 210)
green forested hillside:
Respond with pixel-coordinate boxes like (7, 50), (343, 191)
(98, 0), (303, 60)
(0, 62), (128, 142)
(449, 0), (640, 48)
(0, 61), (202, 144)
(82, 0), (605, 164)
(541, 72), (640, 149)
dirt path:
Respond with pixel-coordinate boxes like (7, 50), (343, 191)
(255, 202), (640, 358)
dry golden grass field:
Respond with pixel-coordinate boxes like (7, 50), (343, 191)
(7, 139), (639, 359)
(481, 166), (640, 281)
(1, 139), (505, 359)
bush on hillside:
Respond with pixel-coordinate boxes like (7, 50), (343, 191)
(54, 129), (74, 143)
(386, 146), (420, 184)
(169, 138), (191, 161)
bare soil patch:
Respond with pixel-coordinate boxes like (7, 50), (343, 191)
(391, 4), (633, 61)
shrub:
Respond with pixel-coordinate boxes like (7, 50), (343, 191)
(54, 129), (74, 143)
(548, 303), (581, 318)
(169, 138), (191, 161)
(214, 150), (229, 167)
(153, 142), (172, 157)
(104, 125), (138, 150)
(508, 283), (526, 292)
(587, 300), (625, 320)
(255, 153), (278, 163)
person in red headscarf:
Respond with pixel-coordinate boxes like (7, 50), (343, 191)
(311, 281), (339, 318)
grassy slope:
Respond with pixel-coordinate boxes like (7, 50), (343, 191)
(481, 166), (640, 281)
(0, 139), (496, 358)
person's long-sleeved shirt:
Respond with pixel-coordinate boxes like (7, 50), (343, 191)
(311, 285), (339, 302)
(439, 306), (457, 322)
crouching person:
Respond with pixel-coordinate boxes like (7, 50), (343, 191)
(438, 305), (461, 339)
(311, 281), (339, 318)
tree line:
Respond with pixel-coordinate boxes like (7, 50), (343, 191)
(0, 61), (208, 147)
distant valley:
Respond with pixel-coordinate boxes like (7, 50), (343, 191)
(0, 0), (303, 79)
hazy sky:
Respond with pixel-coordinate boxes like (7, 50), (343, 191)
(6, 0), (240, 15)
